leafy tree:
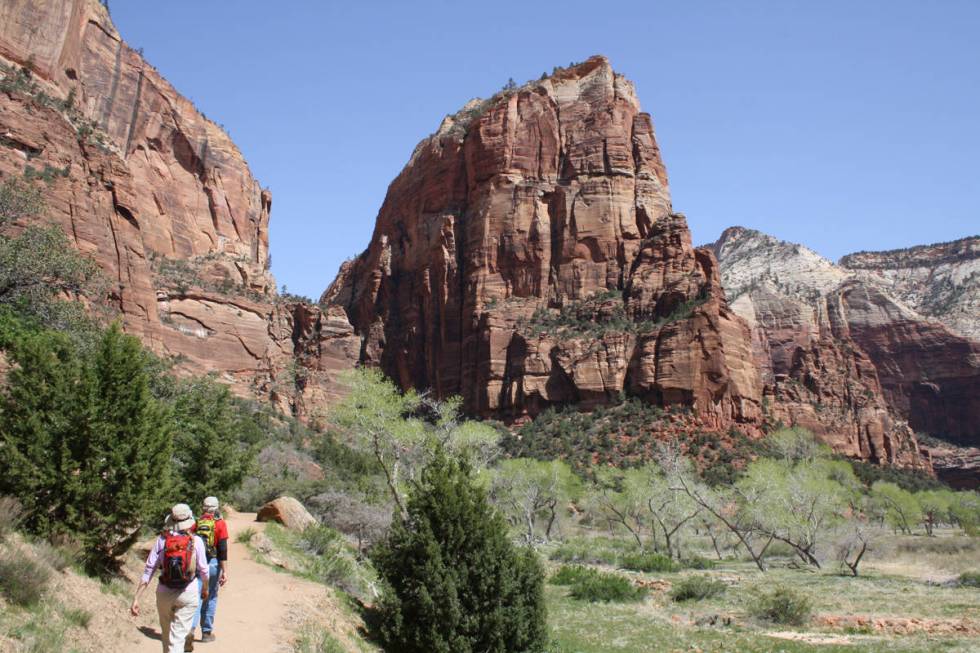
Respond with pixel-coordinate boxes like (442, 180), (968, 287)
(165, 377), (259, 505)
(331, 368), (498, 517)
(368, 449), (548, 653)
(738, 458), (854, 568)
(949, 491), (980, 536)
(0, 324), (172, 572)
(870, 482), (922, 535)
(916, 489), (954, 536)
(491, 458), (580, 544)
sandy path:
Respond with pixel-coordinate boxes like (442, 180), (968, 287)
(130, 512), (325, 653)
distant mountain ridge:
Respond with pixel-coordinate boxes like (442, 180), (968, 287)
(711, 226), (979, 485)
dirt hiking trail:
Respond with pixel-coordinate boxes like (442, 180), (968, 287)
(129, 512), (328, 653)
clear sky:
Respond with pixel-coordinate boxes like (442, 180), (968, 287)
(110, 1), (979, 300)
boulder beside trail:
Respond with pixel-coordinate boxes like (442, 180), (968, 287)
(256, 496), (317, 531)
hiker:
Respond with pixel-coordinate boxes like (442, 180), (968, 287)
(131, 503), (209, 653)
(190, 496), (229, 644)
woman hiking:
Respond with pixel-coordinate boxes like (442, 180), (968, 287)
(131, 503), (210, 653)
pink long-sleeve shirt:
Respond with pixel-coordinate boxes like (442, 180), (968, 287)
(141, 532), (209, 591)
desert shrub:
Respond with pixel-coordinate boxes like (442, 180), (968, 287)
(0, 496), (23, 541)
(619, 551), (677, 573)
(680, 555), (716, 570)
(236, 527), (257, 544)
(307, 490), (391, 553)
(33, 541), (74, 572)
(749, 586), (812, 625)
(568, 570), (646, 603)
(62, 607), (92, 629)
(367, 450), (547, 653)
(549, 565), (596, 586)
(896, 536), (978, 556)
(0, 550), (51, 607)
(669, 575), (726, 602)
(958, 571), (980, 588)
(293, 624), (346, 653)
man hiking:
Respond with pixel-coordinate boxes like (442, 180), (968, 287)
(189, 496), (229, 645)
(131, 504), (209, 653)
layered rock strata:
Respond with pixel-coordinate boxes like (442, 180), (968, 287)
(712, 226), (977, 465)
(0, 0), (358, 417)
(326, 56), (769, 437)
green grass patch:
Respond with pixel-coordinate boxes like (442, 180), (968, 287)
(235, 527), (257, 544)
(61, 607), (92, 629)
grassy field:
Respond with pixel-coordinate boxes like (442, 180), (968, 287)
(545, 541), (980, 653)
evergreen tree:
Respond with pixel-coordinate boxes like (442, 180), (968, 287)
(368, 449), (548, 653)
(0, 324), (172, 571)
(167, 377), (259, 504)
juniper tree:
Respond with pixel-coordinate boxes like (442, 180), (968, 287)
(0, 324), (172, 572)
(368, 449), (548, 653)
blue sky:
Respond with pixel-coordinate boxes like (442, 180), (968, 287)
(111, 1), (979, 300)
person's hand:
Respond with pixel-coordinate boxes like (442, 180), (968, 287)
(219, 569), (227, 587)
(201, 587), (209, 601)
(130, 600), (140, 617)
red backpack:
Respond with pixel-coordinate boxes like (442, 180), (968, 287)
(160, 533), (196, 588)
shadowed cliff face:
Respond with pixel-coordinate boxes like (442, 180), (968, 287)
(0, 0), (358, 418)
(325, 56), (764, 434)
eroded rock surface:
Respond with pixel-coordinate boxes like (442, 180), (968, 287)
(713, 226), (977, 469)
(0, 0), (358, 416)
(325, 57), (764, 436)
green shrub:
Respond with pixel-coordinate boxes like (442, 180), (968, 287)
(958, 571), (980, 588)
(680, 555), (716, 570)
(619, 551), (677, 573)
(568, 570), (647, 603)
(236, 527), (257, 544)
(0, 325), (173, 573)
(749, 586), (812, 625)
(62, 607), (92, 629)
(669, 575), (726, 602)
(549, 565), (596, 586)
(0, 550), (51, 607)
(367, 450), (548, 653)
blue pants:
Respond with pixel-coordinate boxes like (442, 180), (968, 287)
(192, 558), (220, 634)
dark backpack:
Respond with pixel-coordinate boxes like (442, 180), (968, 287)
(160, 533), (196, 588)
(196, 515), (218, 560)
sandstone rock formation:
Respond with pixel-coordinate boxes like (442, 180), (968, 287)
(0, 0), (358, 417)
(325, 56), (767, 437)
(711, 226), (977, 466)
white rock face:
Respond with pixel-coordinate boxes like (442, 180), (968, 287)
(840, 237), (980, 341)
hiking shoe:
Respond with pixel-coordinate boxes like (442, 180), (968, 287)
(201, 632), (216, 642)
(184, 633), (194, 651)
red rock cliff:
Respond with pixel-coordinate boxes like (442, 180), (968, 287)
(325, 57), (762, 431)
(0, 0), (358, 418)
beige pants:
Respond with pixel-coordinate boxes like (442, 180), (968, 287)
(156, 582), (199, 653)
